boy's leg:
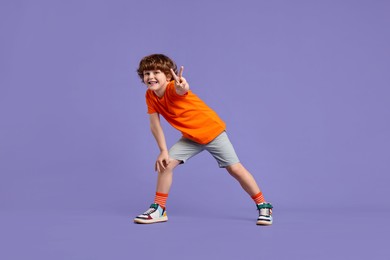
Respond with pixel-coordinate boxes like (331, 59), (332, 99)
(225, 163), (261, 197)
(204, 131), (267, 201)
(134, 160), (180, 224)
(204, 132), (261, 195)
(135, 137), (202, 224)
(154, 138), (202, 206)
(154, 159), (181, 208)
(155, 136), (203, 198)
(156, 159), (181, 194)
(226, 163), (273, 225)
(205, 132), (273, 225)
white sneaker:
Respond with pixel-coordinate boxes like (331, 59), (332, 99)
(134, 203), (168, 224)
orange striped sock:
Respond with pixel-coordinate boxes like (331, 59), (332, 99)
(154, 192), (168, 208)
(251, 191), (265, 204)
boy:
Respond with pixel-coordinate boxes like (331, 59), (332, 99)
(134, 54), (273, 225)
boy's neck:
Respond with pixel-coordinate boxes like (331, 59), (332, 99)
(153, 82), (169, 98)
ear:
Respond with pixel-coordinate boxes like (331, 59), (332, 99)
(167, 74), (172, 81)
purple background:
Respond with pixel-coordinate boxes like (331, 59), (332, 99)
(1, 0), (389, 259)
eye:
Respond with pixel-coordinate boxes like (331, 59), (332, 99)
(154, 71), (160, 74)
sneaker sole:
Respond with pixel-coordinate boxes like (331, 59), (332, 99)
(134, 216), (168, 224)
(256, 219), (272, 225)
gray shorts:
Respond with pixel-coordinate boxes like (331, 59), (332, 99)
(169, 131), (240, 168)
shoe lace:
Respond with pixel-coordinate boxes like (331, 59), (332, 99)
(143, 207), (157, 216)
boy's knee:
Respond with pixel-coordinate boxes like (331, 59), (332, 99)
(160, 159), (180, 172)
(226, 163), (244, 175)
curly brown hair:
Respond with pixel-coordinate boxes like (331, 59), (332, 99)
(137, 54), (178, 82)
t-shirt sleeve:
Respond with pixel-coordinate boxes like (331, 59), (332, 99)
(145, 92), (157, 114)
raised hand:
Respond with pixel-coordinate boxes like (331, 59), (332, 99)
(170, 66), (189, 94)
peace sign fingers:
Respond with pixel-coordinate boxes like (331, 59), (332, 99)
(178, 66), (184, 79)
(170, 66), (184, 83)
(170, 66), (189, 94)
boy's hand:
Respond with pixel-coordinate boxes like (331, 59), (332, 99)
(171, 66), (189, 94)
(155, 150), (170, 173)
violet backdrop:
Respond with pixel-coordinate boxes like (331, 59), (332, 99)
(1, 0), (389, 259)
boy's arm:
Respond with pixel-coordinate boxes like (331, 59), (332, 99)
(149, 113), (170, 173)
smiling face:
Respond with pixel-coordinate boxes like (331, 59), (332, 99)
(143, 70), (171, 96)
(137, 54), (178, 82)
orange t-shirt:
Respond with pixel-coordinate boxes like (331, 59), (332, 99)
(145, 81), (226, 144)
